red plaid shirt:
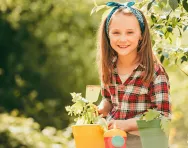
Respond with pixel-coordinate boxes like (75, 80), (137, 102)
(101, 60), (171, 120)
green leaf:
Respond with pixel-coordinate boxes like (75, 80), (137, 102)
(144, 109), (160, 121)
(171, 17), (177, 27)
(90, 6), (98, 16)
(175, 58), (178, 64)
(183, 0), (188, 12)
(160, 55), (165, 63)
(181, 56), (187, 63)
(65, 106), (71, 112)
(155, 24), (163, 29)
(167, 26), (173, 32)
(66, 93), (100, 125)
(102, 8), (113, 20)
(92, 0), (98, 7)
(71, 92), (82, 102)
(169, 0), (179, 10)
(162, 0), (168, 4)
(160, 117), (170, 136)
(72, 101), (84, 114)
(90, 5), (107, 16)
(96, 5), (107, 12)
(151, 14), (157, 23)
(180, 13), (185, 17)
(157, 48), (163, 54)
(158, 0), (166, 9)
(183, 25), (188, 32)
(156, 30), (164, 37)
(147, 0), (155, 11)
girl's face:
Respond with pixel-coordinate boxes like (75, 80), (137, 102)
(109, 12), (142, 57)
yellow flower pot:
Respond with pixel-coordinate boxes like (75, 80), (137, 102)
(72, 124), (105, 148)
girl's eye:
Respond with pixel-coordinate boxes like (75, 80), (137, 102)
(127, 32), (133, 34)
(112, 32), (120, 34)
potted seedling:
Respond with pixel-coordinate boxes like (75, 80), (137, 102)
(65, 85), (108, 148)
(136, 109), (171, 148)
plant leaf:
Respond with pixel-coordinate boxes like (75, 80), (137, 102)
(72, 101), (84, 115)
(183, 0), (188, 12)
(90, 5), (107, 16)
(90, 6), (98, 16)
(151, 14), (157, 23)
(169, 0), (179, 11)
(71, 92), (82, 102)
(183, 25), (188, 32)
(160, 55), (165, 63)
(144, 109), (160, 121)
(147, 0), (155, 11)
(92, 0), (97, 7)
(102, 8), (113, 20)
(181, 56), (187, 63)
(66, 93), (100, 124)
(96, 5), (107, 12)
(160, 117), (170, 136)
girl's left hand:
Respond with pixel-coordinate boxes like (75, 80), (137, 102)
(108, 120), (128, 131)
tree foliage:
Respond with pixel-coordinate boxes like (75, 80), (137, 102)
(0, 0), (99, 129)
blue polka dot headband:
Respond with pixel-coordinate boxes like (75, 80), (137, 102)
(105, 1), (145, 36)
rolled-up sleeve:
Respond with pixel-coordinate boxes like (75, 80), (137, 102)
(149, 74), (171, 118)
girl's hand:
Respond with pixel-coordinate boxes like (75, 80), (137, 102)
(97, 99), (113, 117)
(108, 120), (128, 131)
(107, 118), (139, 133)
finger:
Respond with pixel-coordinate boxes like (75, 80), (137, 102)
(108, 124), (113, 130)
(108, 122), (113, 130)
(107, 120), (114, 127)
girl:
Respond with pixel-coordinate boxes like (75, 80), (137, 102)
(96, 1), (171, 148)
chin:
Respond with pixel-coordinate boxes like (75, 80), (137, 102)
(118, 50), (130, 55)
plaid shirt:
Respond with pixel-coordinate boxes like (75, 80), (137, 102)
(101, 60), (171, 120)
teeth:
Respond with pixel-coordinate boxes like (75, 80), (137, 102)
(119, 45), (129, 48)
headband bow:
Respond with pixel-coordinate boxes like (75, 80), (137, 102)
(105, 1), (145, 36)
(106, 1), (135, 7)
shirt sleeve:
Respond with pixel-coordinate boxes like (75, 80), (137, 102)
(149, 74), (171, 118)
(101, 83), (111, 102)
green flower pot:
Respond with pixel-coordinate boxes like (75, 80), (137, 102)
(137, 119), (168, 148)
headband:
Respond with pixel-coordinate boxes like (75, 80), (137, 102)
(105, 1), (145, 36)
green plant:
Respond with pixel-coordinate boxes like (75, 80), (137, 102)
(65, 86), (108, 131)
(65, 92), (99, 124)
(139, 109), (171, 136)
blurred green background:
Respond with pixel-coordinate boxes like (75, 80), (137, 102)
(0, 0), (188, 147)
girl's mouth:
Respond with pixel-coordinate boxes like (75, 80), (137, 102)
(118, 45), (129, 48)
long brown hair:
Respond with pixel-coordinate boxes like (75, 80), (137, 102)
(96, 8), (158, 85)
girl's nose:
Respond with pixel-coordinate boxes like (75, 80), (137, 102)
(119, 35), (127, 42)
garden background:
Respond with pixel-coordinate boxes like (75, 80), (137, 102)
(0, 0), (188, 147)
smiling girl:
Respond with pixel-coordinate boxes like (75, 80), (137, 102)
(96, 2), (171, 148)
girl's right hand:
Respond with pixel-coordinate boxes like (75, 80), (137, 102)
(97, 99), (113, 117)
